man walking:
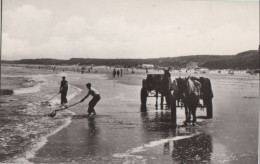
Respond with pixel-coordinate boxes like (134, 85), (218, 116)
(80, 83), (101, 115)
(120, 69), (123, 76)
(113, 69), (116, 78)
(59, 76), (68, 106)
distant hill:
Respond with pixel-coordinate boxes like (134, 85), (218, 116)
(200, 50), (259, 70)
(2, 50), (259, 70)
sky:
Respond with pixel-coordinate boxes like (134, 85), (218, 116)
(1, 0), (259, 60)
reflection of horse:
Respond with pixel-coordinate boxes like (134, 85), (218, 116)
(176, 77), (201, 125)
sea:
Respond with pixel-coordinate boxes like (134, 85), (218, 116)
(0, 66), (82, 163)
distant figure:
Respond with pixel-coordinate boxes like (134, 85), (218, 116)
(59, 76), (68, 106)
(113, 69), (116, 78)
(117, 70), (120, 77)
(120, 69), (123, 76)
(132, 70), (135, 74)
(80, 83), (101, 115)
(146, 68), (148, 73)
(53, 66), (56, 72)
(81, 67), (85, 74)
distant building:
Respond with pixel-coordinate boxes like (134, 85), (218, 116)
(141, 64), (154, 69)
(194, 67), (209, 74)
(228, 69), (234, 75)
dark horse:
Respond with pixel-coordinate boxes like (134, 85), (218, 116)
(176, 77), (201, 125)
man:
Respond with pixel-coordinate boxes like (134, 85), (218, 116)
(120, 69), (123, 76)
(80, 83), (101, 115)
(59, 76), (68, 106)
(113, 69), (116, 78)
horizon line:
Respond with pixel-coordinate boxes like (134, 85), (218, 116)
(2, 49), (258, 61)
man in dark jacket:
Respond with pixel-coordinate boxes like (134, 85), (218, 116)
(59, 76), (68, 106)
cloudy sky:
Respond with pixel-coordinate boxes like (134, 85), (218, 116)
(1, 0), (259, 60)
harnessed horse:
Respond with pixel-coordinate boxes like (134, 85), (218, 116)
(176, 77), (201, 125)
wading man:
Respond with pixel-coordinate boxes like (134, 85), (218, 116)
(80, 83), (101, 115)
(59, 76), (68, 106)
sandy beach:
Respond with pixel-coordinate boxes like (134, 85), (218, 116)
(0, 65), (259, 163)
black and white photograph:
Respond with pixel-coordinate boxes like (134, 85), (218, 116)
(0, 0), (259, 163)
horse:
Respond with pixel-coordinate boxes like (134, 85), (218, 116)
(161, 67), (172, 107)
(176, 77), (201, 125)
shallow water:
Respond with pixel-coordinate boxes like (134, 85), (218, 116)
(0, 67), (82, 163)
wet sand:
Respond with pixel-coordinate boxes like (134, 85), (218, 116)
(1, 66), (259, 163)
(28, 69), (258, 163)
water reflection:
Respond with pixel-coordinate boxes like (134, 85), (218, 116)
(140, 104), (176, 139)
(72, 116), (100, 157)
(85, 116), (99, 156)
(170, 133), (212, 163)
(140, 104), (147, 114)
(88, 116), (98, 135)
(140, 105), (213, 163)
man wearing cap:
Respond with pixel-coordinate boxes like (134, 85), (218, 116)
(80, 83), (101, 115)
(59, 76), (68, 106)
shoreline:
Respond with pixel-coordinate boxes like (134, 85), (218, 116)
(15, 83), (83, 163)
(0, 69), (83, 163)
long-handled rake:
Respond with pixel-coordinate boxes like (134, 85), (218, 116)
(48, 101), (81, 118)
(41, 93), (60, 105)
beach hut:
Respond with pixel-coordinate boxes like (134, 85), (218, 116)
(228, 70), (234, 75)
(141, 64), (154, 69)
(194, 67), (209, 74)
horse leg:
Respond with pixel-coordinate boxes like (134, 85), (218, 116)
(155, 91), (158, 107)
(191, 104), (197, 125)
(185, 104), (190, 124)
(165, 91), (171, 108)
(160, 95), (164, 109)
(184, 106), (188, 125)
(188, 106), (191, 123)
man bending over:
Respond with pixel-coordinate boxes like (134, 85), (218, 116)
(80, 83), (101, 115)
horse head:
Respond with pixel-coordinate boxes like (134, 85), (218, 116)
(163, 67), (171, 78)
(176, 77), (188, 100)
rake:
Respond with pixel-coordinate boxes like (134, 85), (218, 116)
(41, 93), (60, 105)
(48, 101), (81, 118)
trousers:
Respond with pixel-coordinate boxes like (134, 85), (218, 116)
(61, 90), (68, 104)
(88, 95), (101, 114)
